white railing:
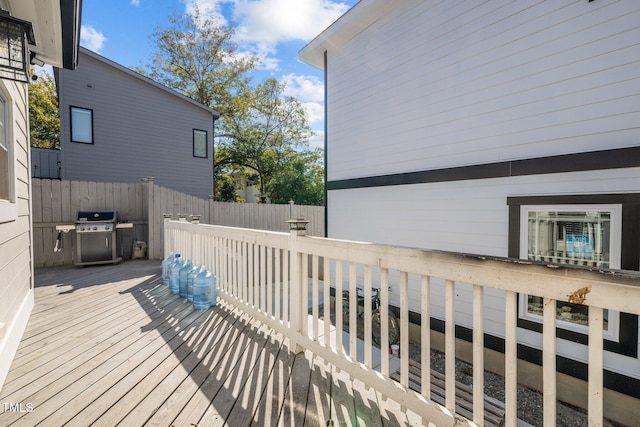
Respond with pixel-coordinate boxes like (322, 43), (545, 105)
(164, 218), (640, 426)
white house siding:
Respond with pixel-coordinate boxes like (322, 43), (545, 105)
(328, 167), (640, 380)
(0, 80), (34, 389)
(58, 50), (216, 199)
(326, 0), (640, 182)
(305, 0), (640, 399)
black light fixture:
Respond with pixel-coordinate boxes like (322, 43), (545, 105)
(0, 10), (35, 83)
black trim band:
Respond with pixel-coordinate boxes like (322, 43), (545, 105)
(327, 146), (640, 191)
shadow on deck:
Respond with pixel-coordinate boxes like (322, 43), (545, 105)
(0, 260), (422, 426)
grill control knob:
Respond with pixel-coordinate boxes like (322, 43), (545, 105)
(92, 226), (98, 231)
(79, 226), (85, 231)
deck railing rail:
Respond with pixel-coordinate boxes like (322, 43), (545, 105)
(164, 218), (640, 426)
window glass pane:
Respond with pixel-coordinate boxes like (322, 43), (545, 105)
(193, 129), (207, 158)
(71, 107), (93, 143)
(526, 209), (613, 330)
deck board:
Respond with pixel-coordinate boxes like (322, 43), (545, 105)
(0, 260), (423, 426)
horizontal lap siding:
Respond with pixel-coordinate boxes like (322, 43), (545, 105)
(0, 80), (33, 388)
(327, 0), (640, 181)
(327, 167), (640, 378)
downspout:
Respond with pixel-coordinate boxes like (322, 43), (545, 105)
(323, 50), (328, 238)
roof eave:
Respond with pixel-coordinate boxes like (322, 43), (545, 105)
(299, 0), (404, 70)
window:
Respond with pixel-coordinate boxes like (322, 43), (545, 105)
(0, 90), (16, 223)
(519, 205), (622, 340)
(508, 194), (639, 357)
(70, 106), (93, 143)
(193, 129), (207, 158)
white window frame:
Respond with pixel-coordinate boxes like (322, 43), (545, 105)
(519, 204), (622, 341)
(0, 87), (16, 223)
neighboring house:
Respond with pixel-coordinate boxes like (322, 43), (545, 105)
(55, 48), (220, 199)
(231, 171), (261, 203)
(0, 0), (81, 389)
(301, 0), (640, 418)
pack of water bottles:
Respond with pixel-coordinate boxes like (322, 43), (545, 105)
(161, 252), (217, 310)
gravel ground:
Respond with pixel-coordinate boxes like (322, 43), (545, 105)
(407, 341), (627, 427)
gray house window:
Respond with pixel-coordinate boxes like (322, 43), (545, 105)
(70, 106), (94, 144)
(193, 129), (207, 158)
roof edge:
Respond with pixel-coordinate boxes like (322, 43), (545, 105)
(299, 0), (404, 69)
(78, 47), (221, 118)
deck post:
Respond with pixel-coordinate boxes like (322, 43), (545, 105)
(287, 219), (309, 354)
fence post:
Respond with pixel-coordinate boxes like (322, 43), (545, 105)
(287, 219), (309, 354)
(162, 213), (172, 259)
(208, 195), (215, 225)
(142, 177), (156, 259)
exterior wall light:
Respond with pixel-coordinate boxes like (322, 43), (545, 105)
(0, 10), (35, 83)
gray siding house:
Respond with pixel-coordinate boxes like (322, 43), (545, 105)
(55, 48), (220, 199)
(0, 0), (81, 390)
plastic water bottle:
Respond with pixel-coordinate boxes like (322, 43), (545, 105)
(161, 252), (175, 286)
(187, 264), (202, 303)
(169, 255), (184, 295)
(178, 259), (193, 298)
(193, 269), (216, 310)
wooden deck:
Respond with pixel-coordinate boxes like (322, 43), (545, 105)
(0, 260), (422, 426)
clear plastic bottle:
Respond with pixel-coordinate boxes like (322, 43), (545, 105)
(169, 254), (184, 295)
(178, 259), (193, 298)
(161, 252), (175, 286)
(186, 264), (202, 303)
(193, 269), (217, 310)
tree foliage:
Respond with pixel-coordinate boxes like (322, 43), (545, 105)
(266, 149), (324, 205)
(148, 8), (324, 205)
(29, 73), (60, 149)
(215, 78), (314, 198)
(146, 5), (255, 116)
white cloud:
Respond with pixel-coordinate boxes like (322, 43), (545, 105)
(302, 101), (324, 126)
(80, 25), (107, 52)
(283, 74), (324, 102)
(131, 0), (140, 6)
(185, 0), (350, 69)
(233, 0), (349, 46)
(308, 131), (325, 149)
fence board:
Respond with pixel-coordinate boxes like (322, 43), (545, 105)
(31, 178), (324, 266)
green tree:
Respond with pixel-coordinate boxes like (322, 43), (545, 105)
(215, 78), (314, 198)
(29, 72), (60, 148)
(145, 5), (255, 116)
(266, 149), (324, 205)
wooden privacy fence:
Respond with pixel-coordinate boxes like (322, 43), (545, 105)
(32, 178), (324, 267)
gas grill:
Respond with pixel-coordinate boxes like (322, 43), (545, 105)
(73, 210), (131, 266)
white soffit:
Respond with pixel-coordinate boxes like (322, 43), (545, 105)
(9, 0), (63, 68)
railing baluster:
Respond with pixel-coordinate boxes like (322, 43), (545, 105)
(473, 284), (484, 426)
(323, 257), (331, 347)
(273, 248), (280, 321)
(336, 261), (344, 355)
(421, 275), (430, 399)
(400, 272), (409, 388)
(505, 290), (518, 426)
(349, 262), (357, 360)
(364, 265), (372, 368)
(445, 279), (455, 412)
(283, 249), (289, 324)
(589, 306), (604, 425)
(262, 245), (267, 315)
(312, 254), (319, 341)
(381, 268), (390, 377)
(249, 242), (255, 307)
(543, 297), (557, 426)
(302, 254), (309, 337)
(264, 247), (274, 318)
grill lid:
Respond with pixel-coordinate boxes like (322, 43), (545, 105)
(75, 210), (117, 223)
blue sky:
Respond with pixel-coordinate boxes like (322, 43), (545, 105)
(78, 0), (359, 148)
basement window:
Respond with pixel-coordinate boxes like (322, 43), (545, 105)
(519, 205), (622, 341)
